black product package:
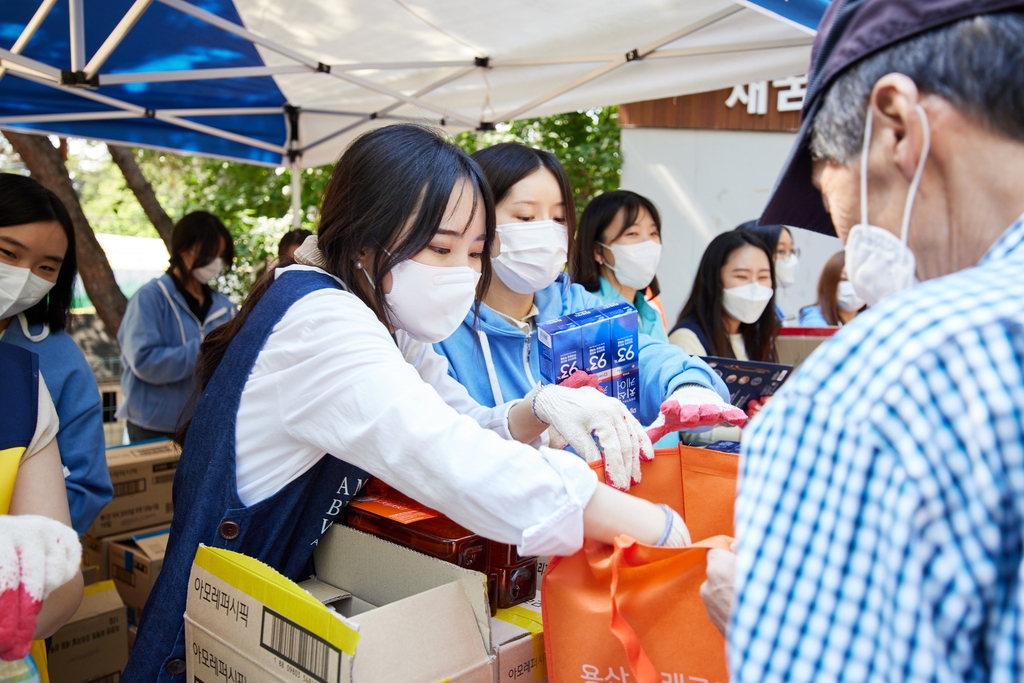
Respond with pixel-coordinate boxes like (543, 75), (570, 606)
(701, 356), (793, 409)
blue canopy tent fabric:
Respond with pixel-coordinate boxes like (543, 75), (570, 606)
(0, 0), (829, 215)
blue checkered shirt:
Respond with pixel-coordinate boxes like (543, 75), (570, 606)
(731, 214), (1024, 682)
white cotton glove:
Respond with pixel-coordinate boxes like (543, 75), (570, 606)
(530, 383), (654, 490)
(0, 515), (81, 661)
(699, 544), (737, 636)
(646, 384), (748, 442)
(655, 505), (691, 548)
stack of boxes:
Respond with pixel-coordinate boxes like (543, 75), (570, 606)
(538, 302), (640, 416)
(48, 439), (179, 682)
(80, 439), (179, 629)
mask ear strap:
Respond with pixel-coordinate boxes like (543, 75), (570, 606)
(859, 108), (873, 227)
(899, 105), (931, 247)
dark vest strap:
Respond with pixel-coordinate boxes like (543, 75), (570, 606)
(670, 315), (735, 359)
(0, 342), (38, 450)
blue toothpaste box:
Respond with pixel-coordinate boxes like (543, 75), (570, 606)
(568, 309), (612, 383)
(538, 315), (582, 383)
(538, 303), (640, 416)
(602, 302), (640, 373)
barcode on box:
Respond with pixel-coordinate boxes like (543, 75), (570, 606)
(112, 564), (136, 586)
(113, 479), (146, 497)
(260, 607), (340, 683)
(154, 474), (176, 485)
(85, 671), (120, 682)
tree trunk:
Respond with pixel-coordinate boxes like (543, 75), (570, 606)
(108, 144), (174, 250)
(5, 131), (128, 336)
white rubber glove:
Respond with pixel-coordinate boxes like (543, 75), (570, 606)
(0, 515), (81, 661)
(655, 505), (691, 547)
(529, 383), (654, 490)
(646, 384), (748, 442)
(699, 543), (737, 636)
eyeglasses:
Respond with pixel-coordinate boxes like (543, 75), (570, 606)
(777, 248), (801, 259)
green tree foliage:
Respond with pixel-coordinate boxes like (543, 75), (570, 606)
(455, 106), (621, 213)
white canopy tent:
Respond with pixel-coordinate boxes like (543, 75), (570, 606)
(0, 0), (823, 223)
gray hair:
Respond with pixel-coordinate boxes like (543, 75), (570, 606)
(810, 12), (1024, 164)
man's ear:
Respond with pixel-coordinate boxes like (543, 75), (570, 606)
(870, 73), (927, 182)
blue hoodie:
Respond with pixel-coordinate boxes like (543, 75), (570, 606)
(1, 313), (112, 534)
(433, 274), (729, 432)
(117, 273), (236, 433)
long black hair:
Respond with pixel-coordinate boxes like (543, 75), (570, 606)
(675, 230), (778, 362)
(0, 173), (77, 332)
(169, 211), (234, 276)
(185, 124), (494, 441)
(472, 143), (576, 267)
(738, 220), (791, 259)
(572, 190), (661, 296)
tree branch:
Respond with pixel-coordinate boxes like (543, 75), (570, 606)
(108, 145), (174, 250)
(4, 131), (128, 336)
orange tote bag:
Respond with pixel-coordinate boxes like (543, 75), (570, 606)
(542, 445), (739, 683)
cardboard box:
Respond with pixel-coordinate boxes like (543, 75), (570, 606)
(127, 624), (138, 654)
(82, 522), (170, 581)
(492, 593), (547, 683)
(47, 580), (128, 683)
(184, 525), (494, 683)
(109, 526), (169, 623)
(81, 564), (99, 586)
(88, 439), (180, 537)
(776, 327), (837, 368)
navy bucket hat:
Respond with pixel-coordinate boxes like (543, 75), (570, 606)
(760, 0), (1024, 236)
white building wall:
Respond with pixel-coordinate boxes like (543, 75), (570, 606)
(619, 127), (843, 325)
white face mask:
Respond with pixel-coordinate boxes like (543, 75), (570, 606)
(599, 239), (662, 290)
(721, 282), (773, 325)
(845, 105), (930, 307)
(192, 257), (224, 284)
(0, 262), (55, 319)
(385, 258), (480, 343)
(836, 280), (865, 312)
(492, 220), (568, 294)
(774, 253), (799, 288)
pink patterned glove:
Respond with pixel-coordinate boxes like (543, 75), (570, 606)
(646, 385), (748, 443)
(0, 515), (81, 661)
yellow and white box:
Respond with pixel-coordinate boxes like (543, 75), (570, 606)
(185, 524), (496, 683)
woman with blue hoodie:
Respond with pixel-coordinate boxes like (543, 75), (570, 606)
(117, 212), (236, 442)
(0, 174), (112, 535)
(433, 144), (745, 449)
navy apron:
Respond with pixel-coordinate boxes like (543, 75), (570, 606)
(122, 270), (370, 682)
(670, 314), (735, 359)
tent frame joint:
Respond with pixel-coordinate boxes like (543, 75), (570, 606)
(625, 48), (642, 62)
(59, 70), (99, 88)
(477, 121), (496, 131)
(317, 62), (331, 74)
(474, 56), (490, 68)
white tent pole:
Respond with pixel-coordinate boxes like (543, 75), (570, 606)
(101, 65), (310, 85)
(325, 69), (478, 128)
(68, 0), (86, 72)
(84, 0), (155, 79)
(299, 66), (475, 155)
(291, 165), (302, 229)
(9, 70), (288, 154)
(495, 5), (743, 123)
(0, 0), (58, 83)
(0, 47), (62, 82)
(0, 111), (139, 125)
(160, 107), (284, 116)
(651, 37), (814, 59)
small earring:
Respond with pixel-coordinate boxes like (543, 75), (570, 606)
(356, 262), (363, 270)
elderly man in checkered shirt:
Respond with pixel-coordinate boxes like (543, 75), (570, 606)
(699, 1), (1024, 681)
